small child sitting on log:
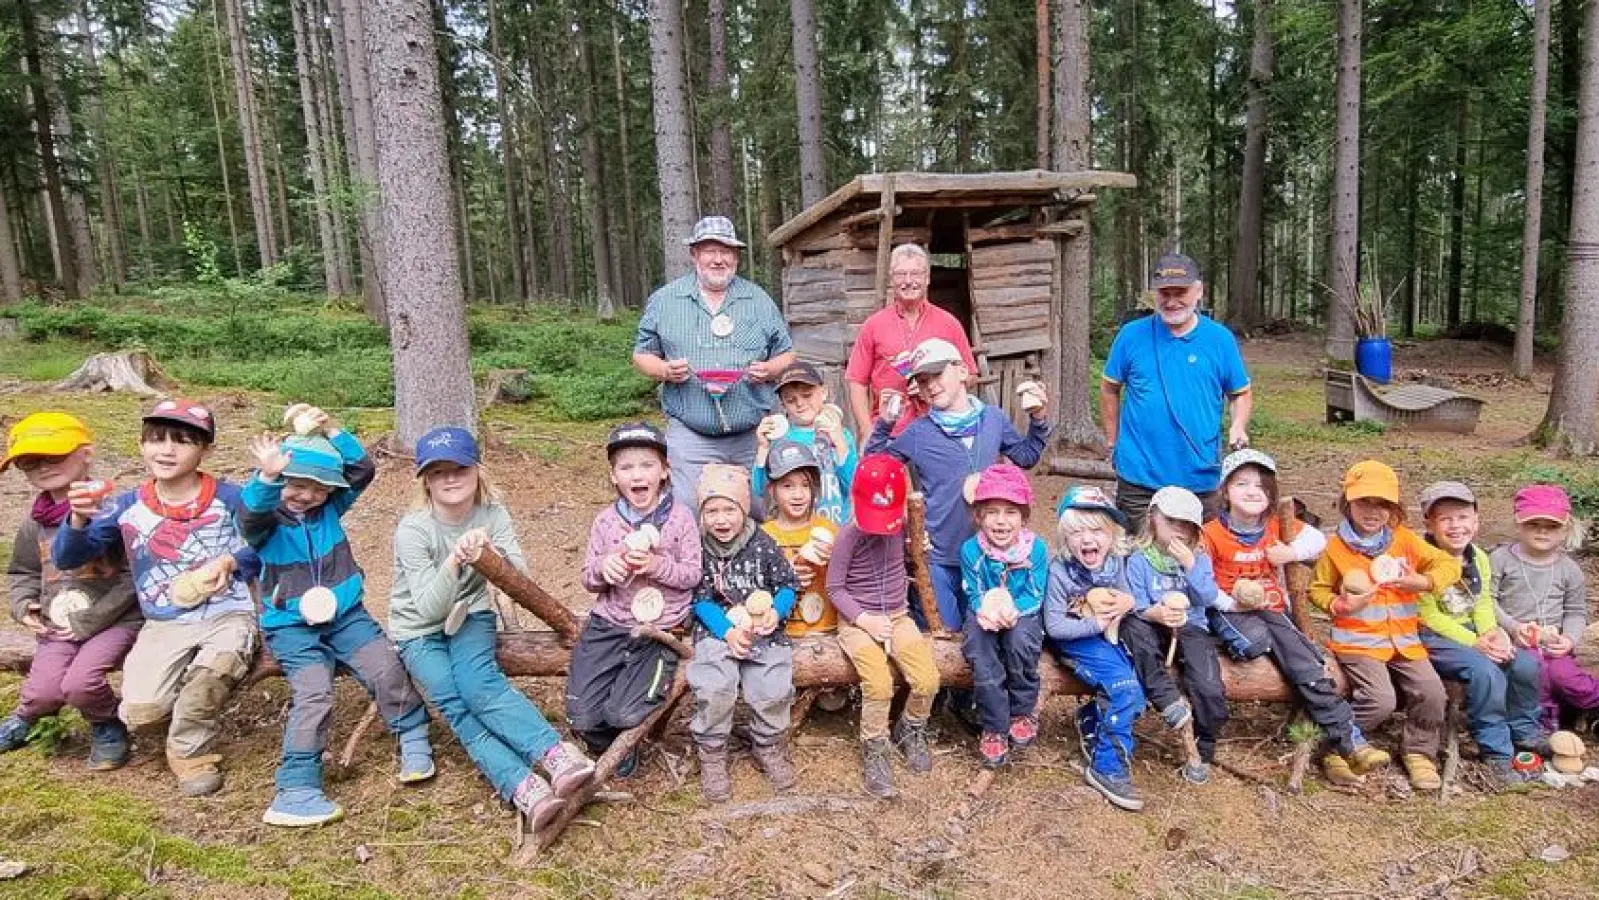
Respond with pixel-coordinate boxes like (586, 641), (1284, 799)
(752, 360), (857, 525)
(568, 422), (701, 776)
(688, 464), (800, 803)
(759, 440), (840, 639)
(958, 463), (1048, 770)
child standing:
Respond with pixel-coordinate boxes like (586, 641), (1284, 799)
(1415, 481), (1546, 788)
(753, 360), (858, 524)
(1121, 486), (1224, 784)
(829, 454), (941, 798)
(1044, 486), (1146, 811)
(1490, 485), (1596, 730)
(390, 427), (593, 831)
(959, 463), (1048, 769)
(759, 440), (840, 638)
(688, 464), (800, 802)
(241, 408), (436, 826)
(1309, 460), (1459, 791)
(568, 422), (701, 772)
(53, 399), (260, 797)
(1, 413), (140, 769)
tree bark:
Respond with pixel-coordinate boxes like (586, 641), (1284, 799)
(332, 0), (386, 321)
(1035, 0), (1050, 170)
(290, 0), (343, 296)
(1228, 0), (1273, 328)
(1515, 0), (1551, 379)
(706, 0), (734, 216)
(17, 0), (80, 298)
(790, 0), (827, 206)
(1324, 0), (1361, 361)
(309, 0), (355, 296)
(576, 12), (618, 321)
(32, 30), (99, 294)
(649, 0), (699, 278)
(1051, 0), (1099, 449)
(487, 0), (527, 304)
(203, 24), (247, 278)
(0, 178), (22, 302)
(77, 6), (124, 287)
(222, 0), (279, 269)
(1446, 96), (1468, 330)
(613, 16), (645, 304)
(364, 0), (476, 447)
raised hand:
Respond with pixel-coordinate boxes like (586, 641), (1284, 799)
(250, 433), (291, 480)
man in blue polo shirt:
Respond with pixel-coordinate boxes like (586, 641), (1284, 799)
(633, 216), (795, 502)
(1099, 253), (1252, 532)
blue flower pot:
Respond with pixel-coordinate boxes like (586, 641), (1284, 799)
(1355, 337), (1392, 384)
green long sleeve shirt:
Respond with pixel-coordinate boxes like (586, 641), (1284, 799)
(388, 502), (526, 641)
(1417, 543), (1496, 647)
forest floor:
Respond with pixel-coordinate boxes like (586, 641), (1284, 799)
(3, 329), (1599, 899)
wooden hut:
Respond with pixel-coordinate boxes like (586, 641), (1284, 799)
(767, 170), (1136, 429)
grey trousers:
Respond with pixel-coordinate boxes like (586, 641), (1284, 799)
(666, 417), (757, 512)
(687, 632), (794, 746)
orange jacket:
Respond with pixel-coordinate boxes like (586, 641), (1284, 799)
(1200, 516), (1299, 614)
(1308, 526), (1461, 661)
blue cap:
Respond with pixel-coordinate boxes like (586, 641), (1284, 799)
(415, 426), (480, 474)
(280, 435), (348, 488)
(1055, 484), (1129, 529)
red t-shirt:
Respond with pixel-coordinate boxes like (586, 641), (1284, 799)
(845, 301), (978, 432)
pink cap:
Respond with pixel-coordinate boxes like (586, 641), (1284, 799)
(972, 463), (1034, 507)
(1514, 484), (1572, 524)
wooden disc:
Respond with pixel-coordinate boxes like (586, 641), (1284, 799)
(443, 599), (471, 636)
(300, 586), (338, 625)
(800, 593), (825, 624)
(631, 587), (665, 624)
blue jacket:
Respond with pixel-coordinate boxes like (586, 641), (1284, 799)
(960, 536), (1050, 617)
(240, 430), (376, 631)
(1125, 548), (1220, 631)
(867, 406), (1050, 566)
(1043, 552), (1130, 643)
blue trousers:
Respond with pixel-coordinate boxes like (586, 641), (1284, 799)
(1422, 633), (1544, 761)
(909, 562), (967, 633)
(1049, 636), (1144, 779)
(962, 613), (1045, 734)
(399, 611), (561, 800)
(267, 605), (428, 791)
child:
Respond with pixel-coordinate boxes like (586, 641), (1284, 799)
(829, 454), (941, 798)
(1203, 449), (1383, 787)
(0, 413), (140, 769)
(390, 427), (593, 830)
(53, 399), (260, 797)
(1044, 486), (1146, 811)
(1309, 460), (1460, 791)
(759, 440), (840, 638)
(1121, 486), (1223, 784)
(1415, 481), (1546, 788)
(241, 408), (436, 826)
(1490, 484), (1595, 731)
(568, 422), (700, 773)
(688, 464), (800, 802)
(959, 463), (1048, 769)
(753, 360), (857, 524)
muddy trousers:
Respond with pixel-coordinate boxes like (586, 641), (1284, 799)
(1120, 616), (1228, 763)
(119, 613), (257, 772)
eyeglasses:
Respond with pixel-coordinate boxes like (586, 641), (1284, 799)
(12, 455), (69, 473)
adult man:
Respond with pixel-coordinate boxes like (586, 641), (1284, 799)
(845, 243), (978, 444)
(1100, 253), (1252, 532)
(633, 216), (795, 502)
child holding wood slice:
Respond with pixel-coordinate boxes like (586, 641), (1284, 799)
(958, 463), (1048, 770)
(752, 360), (858, 524)
(1309, 460), (1460, 792)
(1122, 485), (1223, 784)
(689, 464), (800, 803)
(390, 427), (593, 831)
(758, 440), (840, 638)
(1044, 485), (1146, 811)
(241, 405), (435, 827)
(829, 454), (941, 799)
(569, 422), (701, 775)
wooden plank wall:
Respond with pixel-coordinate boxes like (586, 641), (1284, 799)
(783, 245), (878, 435)
(970, 239), (1054, 360)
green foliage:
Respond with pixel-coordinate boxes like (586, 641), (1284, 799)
(24, 712), (79, 757)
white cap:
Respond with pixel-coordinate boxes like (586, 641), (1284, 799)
(1150, 486), (1205, 527)
(909, 338), (964, 377)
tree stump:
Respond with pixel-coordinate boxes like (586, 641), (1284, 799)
(55, 349), (178, 396)
(479, 368), (532, 407)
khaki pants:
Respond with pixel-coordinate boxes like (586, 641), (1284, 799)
(837, 612), (941, 740)
(1337, 652), (1447, 759)
(120, 613), (257, 762)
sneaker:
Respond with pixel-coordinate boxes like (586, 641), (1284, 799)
(1516, 734), (1555, 760)
(540, 742), (596, 799)
(750, 739), (798, 793)
(861, 737), (896, 799)
(1348, 744), (1392, 774)
(262, 788), (345, 827)
(1322, 753), (1361, 788)
(0, 715), (28, 753)
(1008, 714), (1039, 749)
(512, 772), (567, 831)
(1160, 699), (1193, 731)
(1084, 766), (1145, 812)
(892, 717), (932, 774)
(1180, 761), (1212, 785)
(87, 720), (129, 771)
(1486, 757), (1533, 792)
(979, 732), (1008, 769)
(1402, 753), (1442, 790)
(696, 742), (732, 804)
(397, 725), (436, 784)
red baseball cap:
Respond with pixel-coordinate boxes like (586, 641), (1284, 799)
(143, 397), (217, 441)
(852, 454), (909, 535)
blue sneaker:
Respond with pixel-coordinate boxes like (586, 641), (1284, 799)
(262, 788), (345, 827)
(1085, 767), (1145, 812)
(397, 725), (435, 784)
(87, 720), (129, 770)
(0, 715), (29, 753)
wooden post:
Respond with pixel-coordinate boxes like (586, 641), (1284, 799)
(905, 491), (946, 632)
(872, 174), (896, 302)
(961, 210), (1002, 407)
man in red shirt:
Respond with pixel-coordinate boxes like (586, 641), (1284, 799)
(845, 243), (978, 446)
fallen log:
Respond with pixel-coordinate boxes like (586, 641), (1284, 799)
(469, 550), (582, 643)
(1047, 456), (1116, 481)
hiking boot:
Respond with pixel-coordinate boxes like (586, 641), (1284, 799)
(397, 724), (436, 784)
(262, 788), (345, 827)
(87, 720), (129, 771)
(1160, 698), (1193, 731)
(1348, 744), (1391, 774)
(0, 715), (28, 753)
(170, 752), (224, 797)
(861, 737), (897, 799)
(1402, 753), (1442, 790)
(697, 742), (732, 804)
(1486, 757), (1533, 793)
(979, 732), (1008, 769)
(540, 741), (596, 799)
(892, 717), (932, 774)
(1322, 753), (1361, 788)
(1084, 766), (1144, 812)
(1516, 733), (1555, 760)
(1008, 714), (1039, 749)
(1180, 761), (1212, 785)
(512, 772), (566, 831)
(750, 739), (798, 793)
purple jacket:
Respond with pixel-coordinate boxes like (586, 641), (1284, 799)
(581, 500), (701, 628)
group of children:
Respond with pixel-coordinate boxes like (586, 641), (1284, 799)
(4, 335), (1596, 818)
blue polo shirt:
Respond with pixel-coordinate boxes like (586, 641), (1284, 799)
(1102, 313), (1249, 493)
(635, 274), (793, 436)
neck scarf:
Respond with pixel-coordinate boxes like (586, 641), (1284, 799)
(1337, 519), (1392, 558)
(32, 492), (70, 527)
(1220, 510), (1268, 547)
(929, 397), (985, 439)
(616, 488), (675, 530)
(1064, 551), (1124, 589)
(1140, 543), (1182, 577)
(979, 530), (1036, 567)
(703, 518), (756, 562)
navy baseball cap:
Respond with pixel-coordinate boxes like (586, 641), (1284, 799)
(606, 421), (669, 458)
(1150, 253), (1201, 289)
(414, 426), (480, 474)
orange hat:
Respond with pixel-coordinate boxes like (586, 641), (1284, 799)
(1343, 460), (1399, 505)
(2, 412), (93, 472)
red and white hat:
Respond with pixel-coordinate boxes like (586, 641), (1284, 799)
(143, 397), (216, 441)
(852, 454), (909, 535)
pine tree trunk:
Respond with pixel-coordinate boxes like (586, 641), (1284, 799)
(1515, 0), (1551, 379)
(32, 31), (99, 293)
(487, 0), (527, 303)
(706, 0), (734, 216)
(332, 0), (386, 321)
(528, 45), (576, 299)
(17, 0), (79, 299)
(576, 14), (617, 321)
(1229, 0), (1273, 328)
(260, 52), (295, 252)
(77, 5), (124, 287)
(649, 0), (699, 278)
(203, 32), (247, 277)
(222, 0), (278, 268)
(0, 178), (22, 302)
(790, 0), (827, 206)
(1035, 0), (1050, 169)
(363, 0), (475, 447)
(309, 0), (355, 296)
(1324, 0), (1361, 361)
(290, 0), (342, 295)
(131, 162), (152, 270)
(613, 15), (645, 304)
(1446, 96), (1467, 330)
(1051, 0), (1098, 449)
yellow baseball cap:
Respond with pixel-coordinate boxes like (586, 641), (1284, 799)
(2, 412), (93, 472)
(1342, 459), (1400, 505)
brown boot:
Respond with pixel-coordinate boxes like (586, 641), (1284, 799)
(168, 751), (224, 797)
(697, 742), (732, 803)
(750, 738), (797, 793)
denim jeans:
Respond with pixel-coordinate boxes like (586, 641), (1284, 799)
(1423, 633), (1543, 760)
(1049, 635), (1144, 779)
(399, 611), (561, 800)
(962, 613), (1045, 734)
(267, 606), (428, 791)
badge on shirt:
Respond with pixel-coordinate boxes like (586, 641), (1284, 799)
(710, 313), (734, 338)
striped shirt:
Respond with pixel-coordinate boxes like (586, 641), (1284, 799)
(634, 273), (793, 436)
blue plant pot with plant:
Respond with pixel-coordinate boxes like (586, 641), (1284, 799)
(1355, 336), (1392, 384)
